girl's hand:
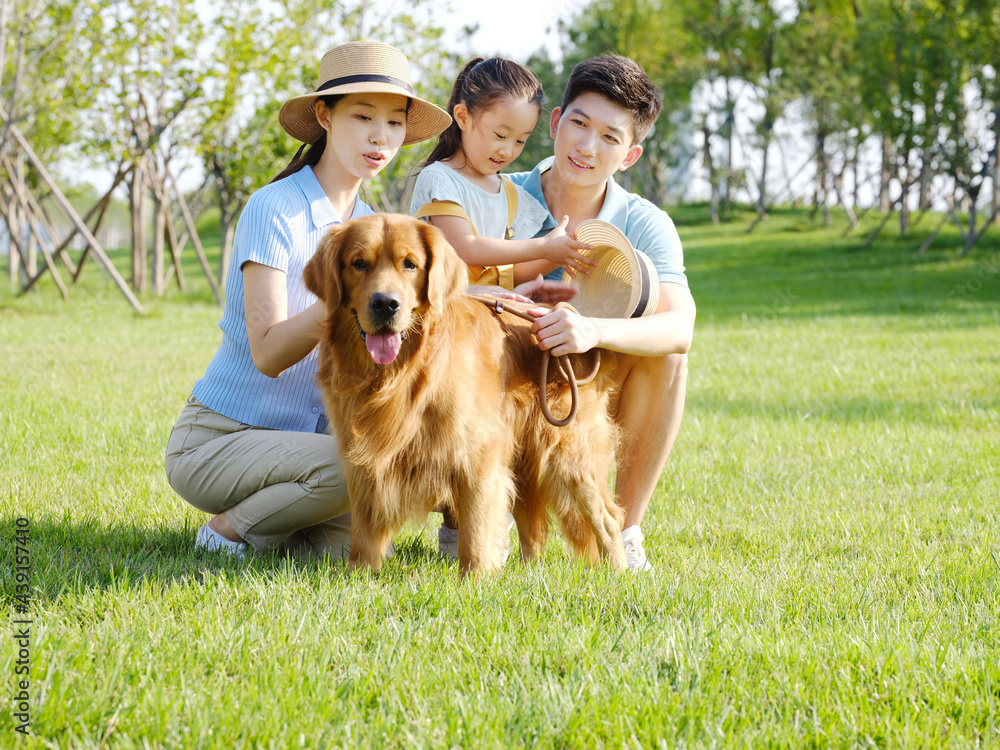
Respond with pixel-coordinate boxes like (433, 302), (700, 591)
(466, 284), (534, 304)
(542, 216), (597, 278)
(513, 275), (579, 304)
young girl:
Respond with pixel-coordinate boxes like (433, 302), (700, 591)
(409, 57), (597, 295)
(410, 57), (595, 558)
(164, 41), (450, 558)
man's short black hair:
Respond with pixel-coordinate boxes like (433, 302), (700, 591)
(561, 55), (663, 144)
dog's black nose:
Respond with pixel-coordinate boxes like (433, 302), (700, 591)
(369, 293), (401, 320)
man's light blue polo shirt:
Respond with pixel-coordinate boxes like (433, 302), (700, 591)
(509, 157), (688, 288)
(192, 166), (373, 433)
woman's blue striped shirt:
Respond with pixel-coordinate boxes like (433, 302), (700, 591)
(191, 166), (373, 432)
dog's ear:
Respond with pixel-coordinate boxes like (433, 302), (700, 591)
(304, 224), (346, 309)
(420, 220), (465, 309)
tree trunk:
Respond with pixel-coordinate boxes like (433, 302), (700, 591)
(993, 98), (999, 225)
(6, 193), (19, 283)
(153, 192), (166, 297)
(130, 166), (147, 293)
(59, 162), (133, 281)
(3, 190), (30, 281)
(12, 153), (35, 277)
(965, 196), (978, 253)
(19, 196), (36, 277)
(723, 77), (733, 209)
(19, 175), (77, 277)
(899, 183), (909, 235)
(821, 138), (830, 227)
(917, 214), (949, 255)
(831, 149), (859, 230)
(758, 128), (771, 214)
(757, 30), (775, 215)
(863, 204), (896, 250)
(851, 139), (861, 209)
(221, 216), (236, 285)
(879, 132), (892, 212)
(898, 155), (912, 236)
(213, 158), (235, 290)
(163, 206), (188, 292)
(5, 187), (20, 284)
(7, 241), (17, 284)
(165, 164), (221, 304)
(219, 206), (233, 288)
(1, 155), (68, 298)
(702, 119), (720, 226)
(961, 205), (999, 257)
(918, 152), (933, 212)
(813, 131), (831, 226)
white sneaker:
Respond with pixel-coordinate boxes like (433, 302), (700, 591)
(438, 513), (515, 565)
(196, 523), (250, 559)
(622, 525), (653, 574)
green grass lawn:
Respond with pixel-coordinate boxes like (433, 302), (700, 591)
(2, 207), (998, 748)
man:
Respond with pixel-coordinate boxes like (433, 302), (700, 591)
(511, 54), (696, 574)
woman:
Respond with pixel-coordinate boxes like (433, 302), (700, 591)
(165, 41), (450, 558)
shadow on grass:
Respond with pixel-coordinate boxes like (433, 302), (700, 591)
(0, 515), (442, 605)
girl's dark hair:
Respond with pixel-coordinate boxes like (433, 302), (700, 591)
(270, 95), (345, 183)
(422, 58), (544, 167)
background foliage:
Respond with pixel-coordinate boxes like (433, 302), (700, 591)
(3, 0), (997, 233)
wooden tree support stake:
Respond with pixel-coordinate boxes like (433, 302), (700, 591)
(2, 155), (69, 298)
(165, 164), (221, 305)
(0, 105), (143, 312)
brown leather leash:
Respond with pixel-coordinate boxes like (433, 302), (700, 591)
(465, 293), (601, 426)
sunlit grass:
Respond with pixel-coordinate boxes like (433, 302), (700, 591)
(1, 207), (998, 747)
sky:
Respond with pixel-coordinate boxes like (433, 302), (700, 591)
(427, 0), (568, 60)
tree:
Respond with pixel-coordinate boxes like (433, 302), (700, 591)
(2, 0), (101, 283)
(1, 0), (144, 311)
(917, 0), (1000, 254)
(84, 0), (207, 295)
(560, 0), (703, 206)
(848, 0), (997, 251)
(784, 0), (864, 228)
(194, 0), (451, 286)
(197, 0), (299, 285)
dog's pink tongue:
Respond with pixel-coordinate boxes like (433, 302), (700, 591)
(366, 331), (402, 364)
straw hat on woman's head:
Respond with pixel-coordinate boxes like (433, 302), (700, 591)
(279, 41), (451, 146)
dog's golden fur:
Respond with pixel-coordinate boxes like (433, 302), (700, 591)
(304, 213), (626, 576)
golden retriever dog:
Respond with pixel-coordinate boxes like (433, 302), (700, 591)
(303, 213), (626, 577)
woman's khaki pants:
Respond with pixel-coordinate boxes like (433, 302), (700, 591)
(165, 396), (352, 556)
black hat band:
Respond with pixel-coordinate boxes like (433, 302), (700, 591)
(630, 253), (652, 318)
(318, 74), (414, 94)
